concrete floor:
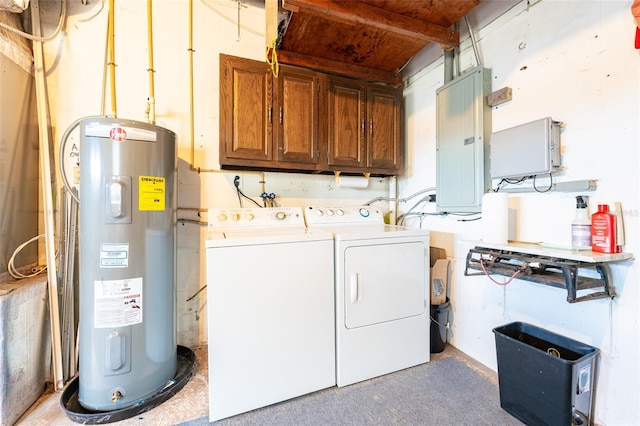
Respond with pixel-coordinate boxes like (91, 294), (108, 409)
(17, 346), (210, 425)
(17, 345), (497, 425)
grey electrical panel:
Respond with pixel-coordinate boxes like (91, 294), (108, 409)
(490, 117), (562, 179)
(436, 66), (491, 212)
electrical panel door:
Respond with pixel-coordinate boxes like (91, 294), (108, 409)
(436, 66), (491, 212)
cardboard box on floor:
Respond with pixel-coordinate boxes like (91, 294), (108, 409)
(430, 247), (449, 305)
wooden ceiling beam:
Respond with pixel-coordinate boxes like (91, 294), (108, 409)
(276, 50), (402, 86)
(281, 0), (459, 49)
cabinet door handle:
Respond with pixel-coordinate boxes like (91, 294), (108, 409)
(268, 107), (272, 124)
(361, 119), (365, 135)
(279, 106), (283, 124)
(370, 119), (373, 135)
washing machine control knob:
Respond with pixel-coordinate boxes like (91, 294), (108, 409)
(276, 212), (287, 220)
(326, 209), (334, 216)
(336, 209), (344, 216)
(218, 213), (228, 222)
(315, 209), (324, 216)
(359, 208), (370, 218)
(245, 213), (255, 221)
(232, 213), (241, 221)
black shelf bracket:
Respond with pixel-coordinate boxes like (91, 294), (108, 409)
(465, 246), (614, 303)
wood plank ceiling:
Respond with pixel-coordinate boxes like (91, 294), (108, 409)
(271, 0), (482, 86)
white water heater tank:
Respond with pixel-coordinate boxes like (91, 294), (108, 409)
(76, 116), (177, 411)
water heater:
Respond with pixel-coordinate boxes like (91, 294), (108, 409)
(76, 116), (177, 411)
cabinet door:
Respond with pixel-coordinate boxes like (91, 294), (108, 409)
(367, 86), (403, 172)
(275, 66), (320, 167)
(220, 54), (272, 164)
(326, 78), (366, 168)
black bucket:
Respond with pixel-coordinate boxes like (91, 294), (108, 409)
(430, 297), (450, 353)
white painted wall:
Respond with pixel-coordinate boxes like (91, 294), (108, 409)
(39, 0), (638, 423)
(403, 1), (639, 424)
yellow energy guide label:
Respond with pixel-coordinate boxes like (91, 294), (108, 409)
(139, 175), (165, 211)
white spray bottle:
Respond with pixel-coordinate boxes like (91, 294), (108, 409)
(571, 196), (591, 250)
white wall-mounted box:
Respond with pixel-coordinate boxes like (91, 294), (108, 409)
(490, 117), (562, 179)
(436, 66), (492, 213)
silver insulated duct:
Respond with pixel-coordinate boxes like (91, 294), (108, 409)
(76, 116), (177, 411)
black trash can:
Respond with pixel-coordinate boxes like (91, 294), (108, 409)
(493, 322), (599, 426)
(430, 298), (450, 353)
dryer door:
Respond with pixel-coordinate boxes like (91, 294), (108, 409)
(343, 241), (427, 329)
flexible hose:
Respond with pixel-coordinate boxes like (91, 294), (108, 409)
(0, 0), (66, 42)
(58, 116), (101, 204)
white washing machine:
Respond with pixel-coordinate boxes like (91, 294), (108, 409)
(304, 206), (430, 387)
(205, 207), (335, 422)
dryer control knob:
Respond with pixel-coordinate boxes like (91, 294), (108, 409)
(276, 212), (287, 220)
(336, 209), (344, 216)
(245, 213), (255, 221)
(232, 213), (241, 221)
(326, 209), (334, 216)
(359, 208), (370, 218)
(315, 209), (324, 216)
(218, 213), (228, 222)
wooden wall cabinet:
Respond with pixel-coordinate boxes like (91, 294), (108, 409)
(219, 54), (273, 165)
(274, 66), (321, 168)
(220, 54), (320, 171)
(220, 54), (404, 176)
(326, 76), (403, 174)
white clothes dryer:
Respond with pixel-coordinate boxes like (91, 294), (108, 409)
(205, 207), (335, 422)
(304, 206), (430, 387)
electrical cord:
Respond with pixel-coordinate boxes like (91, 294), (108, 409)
(234, 176), (262, 208)
(495, 173), (553, 193)
(479, 257), (522, 286)
(456, 216), (481, 222)
(8, 234), (49, 279)
(495, 176), (528, 192)
(533, 173), (553, 193)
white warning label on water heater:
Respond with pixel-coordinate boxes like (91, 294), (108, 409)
(94, 277), (143, 328)
(100, 243), (129, 268)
